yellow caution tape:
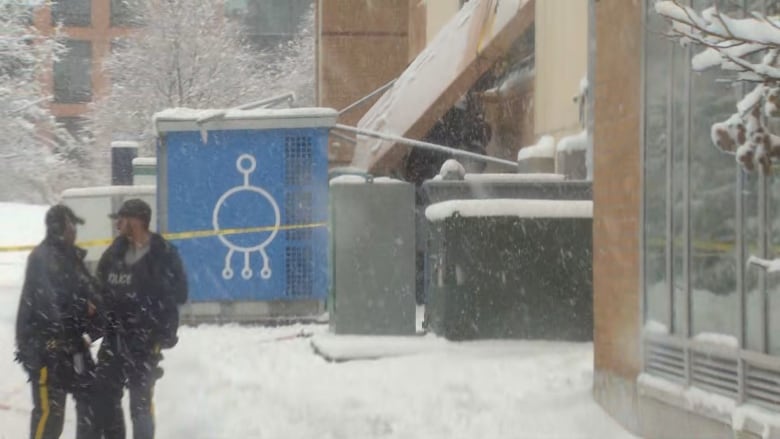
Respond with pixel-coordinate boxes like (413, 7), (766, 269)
(2, 223), (770, 256)
(0, 222), (328, 253)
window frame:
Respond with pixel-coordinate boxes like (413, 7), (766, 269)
(50, 0), (91, 27)
(640, 0), (780, 409)
(53, 39), (93, 104)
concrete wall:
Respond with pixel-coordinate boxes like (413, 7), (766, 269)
(534, 0), (588, 140)
(591, 0), (642, 433)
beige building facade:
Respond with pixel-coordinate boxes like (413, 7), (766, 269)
(533, 0), (588, 141)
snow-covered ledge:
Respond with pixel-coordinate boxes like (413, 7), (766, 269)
(638, 374), (780, 439)
(748, 256), (780, 273)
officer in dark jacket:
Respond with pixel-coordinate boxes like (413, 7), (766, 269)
(92, 199), (187, 439)
(15, 204), (100, 439)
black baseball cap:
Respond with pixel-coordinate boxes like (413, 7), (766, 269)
(109, 199), (152, 224)
(45, 204), (85, 230)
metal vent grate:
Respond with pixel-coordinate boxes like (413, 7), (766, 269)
(285, 246), (313, 297)
(645, 340), (686, 382)
(745, 363), (780, 410)
(285, 192), (313, 241)
(690, 352), (739, 398)
(284, 136), (313, 186)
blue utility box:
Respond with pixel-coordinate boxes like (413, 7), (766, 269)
(154, 108), (337, 306)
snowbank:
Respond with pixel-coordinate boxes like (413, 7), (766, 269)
(0, 203), (636, 439)
(426, 199), (593, 222)
(517, 135), (556, 160)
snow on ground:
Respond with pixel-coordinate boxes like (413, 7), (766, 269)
(0, 202), (47, 287)
(0, 202), (637, 439)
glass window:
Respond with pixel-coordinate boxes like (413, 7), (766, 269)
(51, 0), (91, 27)
(53, 40), (92, 103)
(111, 0), (146, 27)
(745, 171), (763, 350)
(228, 0), (313, 49)
(689, 66), (739, 340)
(643, 0), (670, 330)
(687, 0), (741, 340)
(768, 176), (780, 353)
(671, 42), (687, 335)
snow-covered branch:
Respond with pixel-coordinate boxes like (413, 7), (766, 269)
(656, 0), (780, 173)
(0, 2), (88, 203)
(89, 0), (315, 155)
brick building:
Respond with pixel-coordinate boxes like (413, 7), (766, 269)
(31, 0), (138, 141)
(33, 0), (312, 144)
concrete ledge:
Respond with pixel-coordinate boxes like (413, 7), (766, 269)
(638, 391), (734, 439)
(593, 370), (641, 435)
(181, 300), (326, 325)
(635, 373), (780, 439)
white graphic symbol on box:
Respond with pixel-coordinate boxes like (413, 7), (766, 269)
(212, 154), (280, 280)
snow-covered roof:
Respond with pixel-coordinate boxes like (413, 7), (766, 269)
(426, 199), (593, 221)
(111, 140), (141, 149)
(153, 107), (339, 133)
(132, 157), (157, 167)
(61, 185), (156, 198)
(351, 0), (535, 172)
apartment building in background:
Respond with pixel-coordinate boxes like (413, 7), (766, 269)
(33, 0), (312, 144)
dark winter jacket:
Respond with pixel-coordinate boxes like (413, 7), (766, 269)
(96, 233), (188, 357)
(15, 235), (101, 382)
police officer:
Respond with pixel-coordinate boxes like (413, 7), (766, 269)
(15, 204), (100, 439)
(92, 199), (188, 439)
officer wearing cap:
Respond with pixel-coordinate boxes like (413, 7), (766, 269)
(15, 204), (101, 439)
(91, 199), (188, 439)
